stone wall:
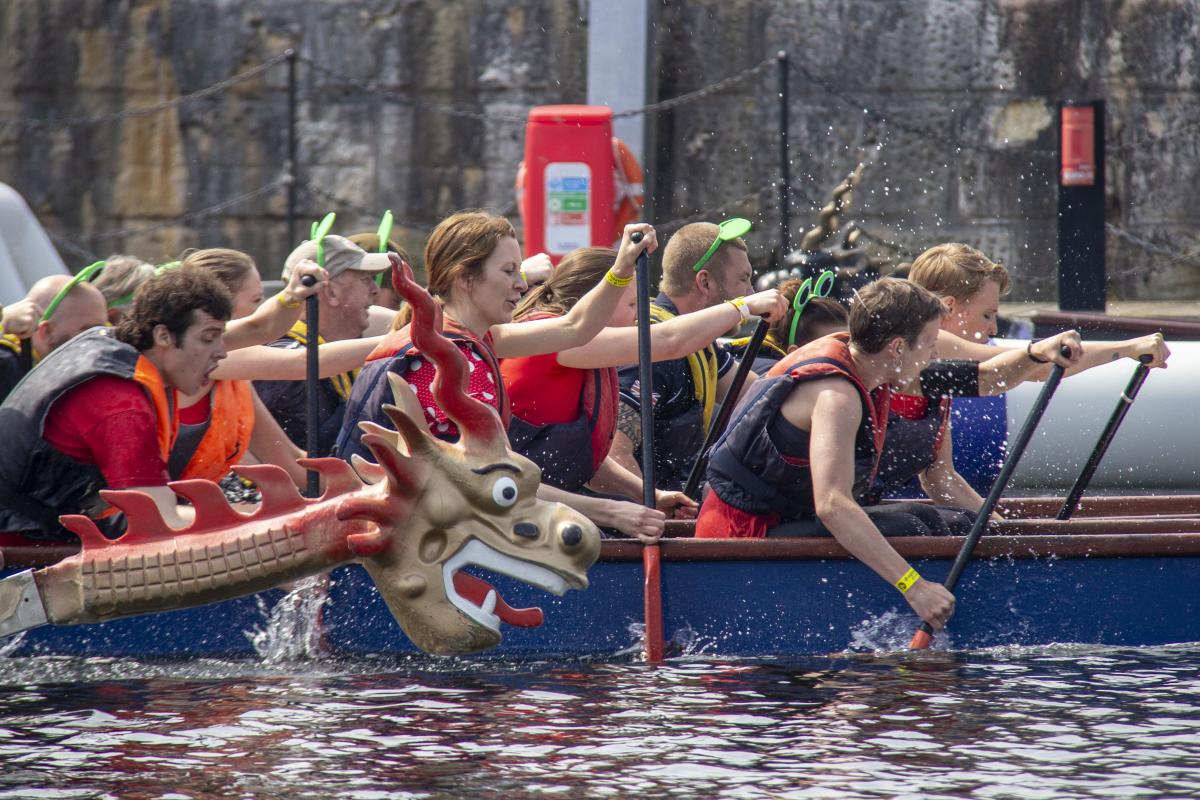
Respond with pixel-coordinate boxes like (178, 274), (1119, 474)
(1, 0), (1198, 300)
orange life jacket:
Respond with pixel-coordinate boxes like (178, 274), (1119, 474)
(180, 379), (255, 482)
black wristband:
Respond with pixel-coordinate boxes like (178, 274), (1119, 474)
(1027, 340), (1051, 364)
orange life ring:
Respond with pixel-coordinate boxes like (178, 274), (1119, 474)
(611, 137), (644, 233)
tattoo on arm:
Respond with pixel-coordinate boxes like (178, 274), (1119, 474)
(616, 403), (644, 452)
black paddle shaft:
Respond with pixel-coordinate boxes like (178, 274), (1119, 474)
(914, 345), (1072, 641)
(301, 274), (320, 498)
(1056, 355), (1154, 520)
(682, 317), (769, 500)
(631, 232), (656, 509)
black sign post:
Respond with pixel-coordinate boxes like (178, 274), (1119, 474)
(1057, 99), (1106, 311)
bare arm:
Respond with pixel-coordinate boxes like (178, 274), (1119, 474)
(793, 380), (955, 629)
(917, 420), (985, 513)
(365, 304), (399, 337)
(556, 289), (787, 369)
(492, 224), (654, 358)
(975, 330), (1082, 394)
(209, 336), (384, 381)
(586, 455), (699, 518)
(246, 388), (309, 488)
(221, 261), (328, 351)
(535, 482), (665, 543)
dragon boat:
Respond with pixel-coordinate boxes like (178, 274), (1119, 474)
(3, 493), (1199, 659)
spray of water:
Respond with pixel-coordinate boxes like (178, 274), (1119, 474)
(245, 575), (330, 664)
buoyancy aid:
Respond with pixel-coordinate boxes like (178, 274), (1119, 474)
(178, 379), (255, 482)
(706, 333), (890, 520)
(0, 327), (177, 539)
(284, 320), (357, 400)
(864, 393), (951, 504)
(617, 297), (724, 490)
(335, 318), (510, 463)
(502, 313), (618, 491)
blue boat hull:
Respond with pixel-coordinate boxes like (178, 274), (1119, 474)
(8, 541), (1200, 658)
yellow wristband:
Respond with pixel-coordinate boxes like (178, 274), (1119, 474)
(895, 567), (921, 594)
(605, 269), (633, 288)
(277, 291), (302, 309)
(727, 296), (751, 322)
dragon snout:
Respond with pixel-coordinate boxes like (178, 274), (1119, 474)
(512, 520), (586, 549)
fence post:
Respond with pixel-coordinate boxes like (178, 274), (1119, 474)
(777, 51), (791, 260)
(286, 49), (298, 247)
(1057, 99), (1106, 311)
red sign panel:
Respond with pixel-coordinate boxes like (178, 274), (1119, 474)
(1061, 106), (1096, 187)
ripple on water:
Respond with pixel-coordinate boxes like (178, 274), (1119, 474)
(0, 644), (1199, 798)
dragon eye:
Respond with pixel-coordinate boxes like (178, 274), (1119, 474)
(492, 477), (519, 507)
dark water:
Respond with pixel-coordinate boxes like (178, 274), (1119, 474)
(2, 644), (1199, 799)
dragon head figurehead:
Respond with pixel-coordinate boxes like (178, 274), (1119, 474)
(335, 256), (601, 654)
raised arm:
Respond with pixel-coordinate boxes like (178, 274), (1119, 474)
(492, 224), (654, 358)
(556, 289), (786, 369)
(974, 330), (1082, 394)
(221, 261), (328, 350)
(209, 335), (384, 381)
(797, 380), (955, 630)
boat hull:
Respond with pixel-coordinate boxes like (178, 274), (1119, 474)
(7, 527), (1200, 658)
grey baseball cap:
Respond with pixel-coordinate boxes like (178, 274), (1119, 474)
(281, 234), (391, 281)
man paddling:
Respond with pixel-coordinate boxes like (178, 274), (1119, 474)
(694, 278), (1078, 632)
(0, 265), (231, 540)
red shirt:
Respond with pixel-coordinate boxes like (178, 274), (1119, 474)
(42, 375), (170, 489)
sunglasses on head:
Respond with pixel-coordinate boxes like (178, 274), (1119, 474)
(692, 217), (752, 272)
(787, 270), (837, 347)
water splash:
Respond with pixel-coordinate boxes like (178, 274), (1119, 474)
(846, 608), (952, 654)
(245, 575), (330, 663)
(0, 631), (26, 657)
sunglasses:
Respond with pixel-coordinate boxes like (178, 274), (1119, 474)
(692, 217), (752, 272)
(787, 270), (836, 347)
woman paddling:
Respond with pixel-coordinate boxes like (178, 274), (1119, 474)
(337, 211), (677, 537)
(499, 246), (787, 539)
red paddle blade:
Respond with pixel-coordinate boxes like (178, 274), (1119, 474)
(909, 628), (933, 650)
(643, 545), (664, 663)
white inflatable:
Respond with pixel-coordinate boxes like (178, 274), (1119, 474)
(999, 338), (1200, 491)
(0, 182), (69, 303)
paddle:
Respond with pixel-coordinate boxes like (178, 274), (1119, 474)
(910, 344), (1072, 650)
(1056, 355), (1154, 520)
(681, 317), (768, 500)
(631, 230), (664, 663)
(305, 212), (336, 497)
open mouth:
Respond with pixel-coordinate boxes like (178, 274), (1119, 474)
(444, 539), (575, 633)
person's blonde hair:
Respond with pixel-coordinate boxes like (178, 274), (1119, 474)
(660, 222), (748, 297)
(395, 210), (516, 328)
(909, 243), (1011, 302)
(91, 254), (155, 307)
(514, 247), (616, 319)
(179, 248), (257, 295)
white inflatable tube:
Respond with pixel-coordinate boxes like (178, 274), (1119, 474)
(0, 182), (69, 304)
(999, 338), (1200, 491)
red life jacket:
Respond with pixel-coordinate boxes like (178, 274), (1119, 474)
(500, 311), (619, 490)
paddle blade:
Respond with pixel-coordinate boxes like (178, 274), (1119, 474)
(909, 627), (933, 650)
(643, 544), (664, 663)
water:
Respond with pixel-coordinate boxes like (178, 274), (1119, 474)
(2, 644), (1199, 799)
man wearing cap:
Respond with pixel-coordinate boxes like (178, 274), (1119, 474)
(614, 219), (763, 491)
(0, 275), (108, 402)
(254, 235), (388, 457)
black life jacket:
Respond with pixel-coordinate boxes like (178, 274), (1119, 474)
(0, 327), (175, 540)
(864, 396), (950, 504)
(706, 333), (890, 519)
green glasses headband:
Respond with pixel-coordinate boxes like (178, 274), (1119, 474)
(375, 210), (394, 287)
(787, 270), (837, 347)
(692, 217), (752, 272)
(42, 260), (106, 322)
(310, 212), (337, 267)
